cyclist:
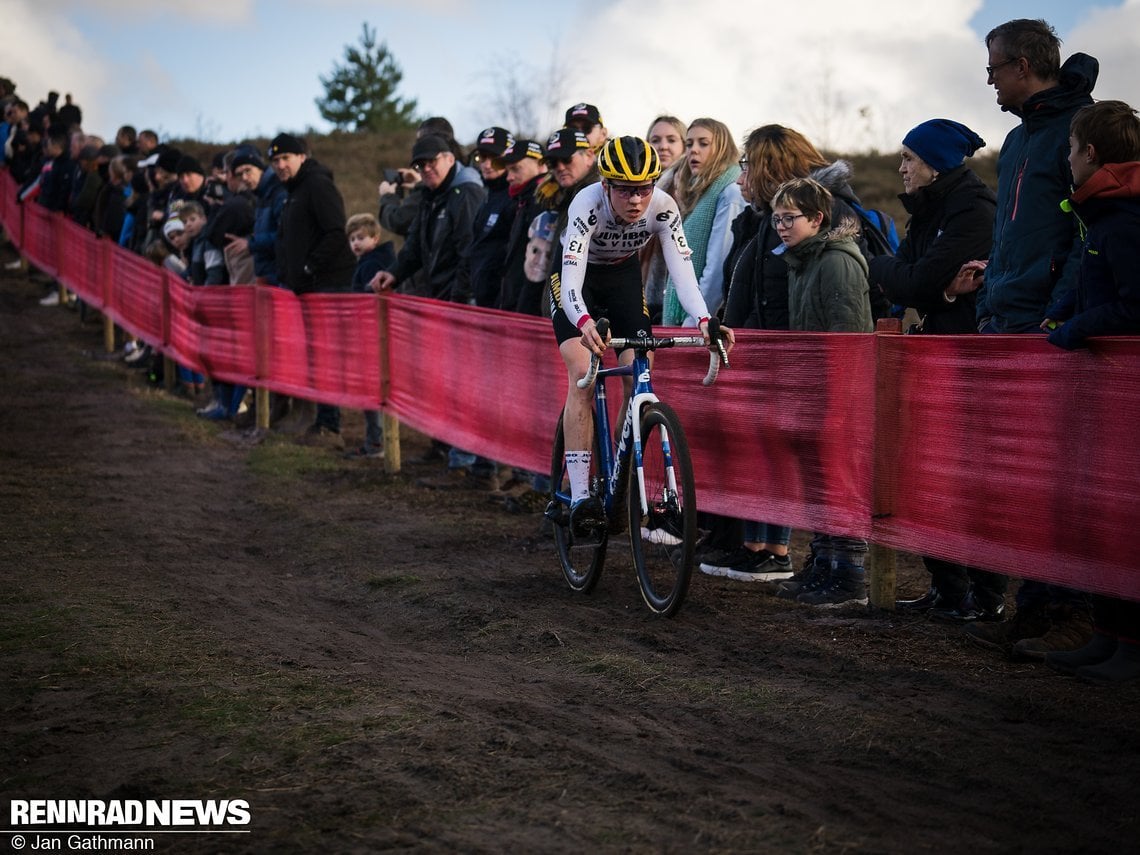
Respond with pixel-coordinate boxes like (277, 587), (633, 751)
(549, 135), (734, 533)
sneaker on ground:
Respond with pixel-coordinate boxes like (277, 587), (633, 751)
(124, 344), (152, 365)
(39, 290), (61, 306)
(1011, 605), (1093, 660)
(724, 550), (794, 583)
(963, 607), (1052, 656)
(698, 545), (764, 578)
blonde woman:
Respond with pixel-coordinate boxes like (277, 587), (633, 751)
(641, 115), (687, 320)
(662, 118), (744, 325)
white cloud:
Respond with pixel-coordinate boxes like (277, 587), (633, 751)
(57, 0), (255, 24)
(3, 1), (109, 111)
(581, 0), (1138, 155)
(1068, 0), (1140, 105)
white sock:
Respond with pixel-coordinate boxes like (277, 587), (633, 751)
(565, 451), (592, 503)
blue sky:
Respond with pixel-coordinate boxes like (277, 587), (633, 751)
(6, 0), (1139, 155)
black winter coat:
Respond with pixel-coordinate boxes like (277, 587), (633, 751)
(868, 166), (995, 334)
(390, 164), (486, 302)
(466, 174), (514, 308)
(721, 206), (788, 330)
(276, 158), (355, 294)
(500, 175), (547, 316)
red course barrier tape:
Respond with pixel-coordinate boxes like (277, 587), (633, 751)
(3, 169), (1137, 602)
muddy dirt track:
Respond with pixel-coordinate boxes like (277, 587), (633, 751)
(2, 261), (1138, 854)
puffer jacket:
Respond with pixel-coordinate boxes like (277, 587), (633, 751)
(722, 160), (872, 331)
(780, 224), (872, 333)
(869, 166), (995, 334)
(977, 52), (1098, 332)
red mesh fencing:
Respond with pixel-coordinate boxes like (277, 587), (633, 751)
(3, 170), (1138, 603)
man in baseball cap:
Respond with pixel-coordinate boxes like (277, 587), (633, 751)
(563, 102), (608, 149)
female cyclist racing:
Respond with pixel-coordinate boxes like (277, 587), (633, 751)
(549, 135), (734, 533)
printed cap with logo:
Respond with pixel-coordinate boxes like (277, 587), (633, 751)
(545, 129), (590, 160)
(564, 102), (603, 129)
(474, 126), (514, 157)
(501, 139), (545, 164)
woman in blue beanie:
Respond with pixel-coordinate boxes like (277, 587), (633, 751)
(869, 118), (995, 336)
(867, 119), (1007, 619)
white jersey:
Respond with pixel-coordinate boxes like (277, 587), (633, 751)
(558, 183), (710, 329)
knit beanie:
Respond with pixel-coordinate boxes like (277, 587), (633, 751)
(266, 133), (306, 159)
(175, 155), (204, 176)
(230, 147), (265, 171)
(902, 119), (986, 174)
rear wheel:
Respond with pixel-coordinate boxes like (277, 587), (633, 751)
(628, 402), (696, 616)
(550, 413), (607, 594)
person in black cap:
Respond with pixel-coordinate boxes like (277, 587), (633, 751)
(563, 102), (608, 150)
(370, 132), (488, 479)
(465, 126), (515, 308)
(376, 116), (472, 238)
(540, 128), (598, 283)
(369, 133), (486, 302)
(499, 139), (549, 315)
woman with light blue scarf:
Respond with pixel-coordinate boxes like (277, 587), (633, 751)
(662, 118), (744, 326)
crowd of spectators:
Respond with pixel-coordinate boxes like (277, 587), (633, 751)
(2, 16), (1137, 682)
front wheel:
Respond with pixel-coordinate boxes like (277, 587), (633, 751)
(550, 413), (607, 594)
(628, 402), (696, 616)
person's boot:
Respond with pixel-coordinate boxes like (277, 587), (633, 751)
(1076, 641), (1140, 684)
(1046, 631), (1118, 676)
(777, 539), (830, 600)
(964, 604), (1052, 657)
(797, 545), (868, 608)
(1013, 603), (1094, 661)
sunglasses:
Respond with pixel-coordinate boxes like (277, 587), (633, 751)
(607, 182), (655, 199)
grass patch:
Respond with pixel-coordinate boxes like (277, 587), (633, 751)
(246, 440), (343, 479)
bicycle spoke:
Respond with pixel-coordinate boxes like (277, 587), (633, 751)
(628, 402), (696, 616)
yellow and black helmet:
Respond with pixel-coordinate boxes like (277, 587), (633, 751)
(597, 136), (661, 183)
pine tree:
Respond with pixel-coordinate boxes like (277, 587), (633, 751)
(316, 24), (418, 133)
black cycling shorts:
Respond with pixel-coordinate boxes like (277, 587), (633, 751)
(549, 255), (652, 347)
